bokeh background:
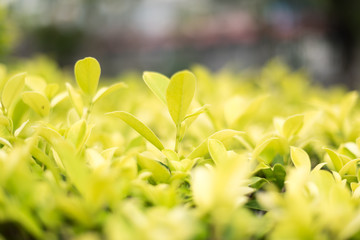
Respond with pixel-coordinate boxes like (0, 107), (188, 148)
(1, 0), (360, 88)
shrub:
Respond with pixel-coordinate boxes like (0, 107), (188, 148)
(0, 57), (360, 239)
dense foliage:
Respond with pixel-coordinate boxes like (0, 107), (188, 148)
(1, 57), (360, 240)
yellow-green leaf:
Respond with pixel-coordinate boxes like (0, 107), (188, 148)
(339, 159), (359, 176)
(2, 73), (26, 110)
(25, 75), (46, 92)
(66, 119), (88, 151)
(74, 57), (101, 96)
(45, 83), (59, 99)
(66, 83), (84, 117)
(92, 82), (127, 104)
(0, 64), (7, 91)
(143, 71), (170, 105)
(208, 139), (227, 164)
(290, 146), (311, 172)
(282, 114), (304, 139)
(106, 111), (164, 150)
(166, 70), (196, 125)
(22, 91), (50, 117)
(324, 148), (344, 172)
(188, 129), (242, 159)
(137, 153), (170, 183)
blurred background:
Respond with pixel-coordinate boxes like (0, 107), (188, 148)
(1, 0), (360, 88)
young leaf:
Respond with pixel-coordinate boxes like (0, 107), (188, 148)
(45, 83), (59, 99)
(324, 148), (344, 172)
(208, 139), (228, 164)
(143, 71), (170, 105)
(66, 83), (84, 117)
(137, 153), (171, 183)
(50, 91), (67, 108)
(162, 149), (179, 162)
(2, 73), (26, 110)
(282, 114), (304, 139)
(66, 119), (88, 151)
(0, 137), (12, 148)
(74, 57), (101, 96)
(22, 91), (50, 117)
(252, 137), (282, 163)
(25, 75), (46, 92)
(166, 70), (196, 125)
(92, 82), (127, 104)
(0, 64), (6, 91)
(290, 146), (311, 172)
(188, 129), (242, 159)
(106, 111), (164, 151)
(14, 119), (29, 137)
(339, 159), (359, 176)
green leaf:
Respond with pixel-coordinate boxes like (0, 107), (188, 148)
(290, 146), (311, 172)
(324, 148), (344, 172)
(66, 83), (84, 117)
(45, 83), (59, 99)
(74, 57), (101, 96)
(143, 71), (170, 105)
(137, 153), (171, 183)
(339, 159), (359, 176)
(2, 73), (26, 110)
(282, 114), (304, 139)
(22, 91), (50, 117)
(252, 137), (283, 164)
(92, 82), (127, 104)
(166, 70), (196, 125)
(14, 119), (29, 137)
(50, 91), (67, 108)
(188, 129), (242, 159)
(272, 164), (286, 189)
(25, 75), (46, 92)
(106, 111), (164, 150)
(66, 119), (89, 151)
(340, 91), (358, 122)
(0, 137), (12, 148)
(162, 149), (179, 162)
(208, 139), (227, 164)
(0, 64), (7, 91)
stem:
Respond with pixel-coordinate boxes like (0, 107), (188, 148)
(83, 99), (94, 121)
(174, 124), (181, 153)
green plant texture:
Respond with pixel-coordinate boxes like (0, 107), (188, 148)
(1, 57), (360, 239)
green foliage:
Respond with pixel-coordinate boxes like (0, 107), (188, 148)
(1, 57), (360, 239)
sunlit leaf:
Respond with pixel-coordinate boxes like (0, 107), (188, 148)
(92, 82), (127, 104)
(282, 114), (304, 139)
(45, 83), (59, 99)
(339, 159), (359, 176)
(137, 153), (171, 183)
(2, 72), (26, 110)
(188, 129), (242, 159)
(143, 71), (169, 105)
(25, 75), (46, 92)
(66, 83), (84, 117)
(162, 149), (179, 162)
(22, 91), (50, 117)
(66, 119), (88, 151)
(166, 70), (196, 125)
(290, 146), (311, 172)
(14, 119), (29, 137)
(74, 57), (101, 96)
(50, 91), (67, 108)
(208, 139), (227, 164)
(0, 137), (12, 148)
(324, 148), (344, 172)
(106, 111), (164, 150)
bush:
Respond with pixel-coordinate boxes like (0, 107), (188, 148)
(0, 57), (360, 240)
